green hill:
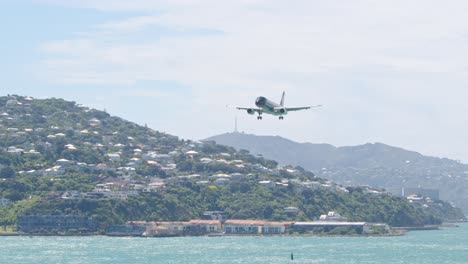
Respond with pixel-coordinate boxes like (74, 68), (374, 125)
(0, 95), (464, 232)
(206, 132), (468, 212)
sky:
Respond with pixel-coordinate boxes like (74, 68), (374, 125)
(2, 0), (468, 162)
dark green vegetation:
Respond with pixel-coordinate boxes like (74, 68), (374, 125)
(206, 132), (468, 212)
(22, 180), (445, 228)
(0, 95), (465, 232)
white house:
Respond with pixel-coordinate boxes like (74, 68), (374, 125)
(319, 211), (348, 222)
(223, 220), (288, 234)
(89, 118), (102, 126)
(24, 149), (41, 155)
(57, 159), (73, 166)
(107, 153), (121, 162)
(7, 146), (24, 155)
(284, 206), (300, 214)
(258, 180), (276, 189)
(43, 166), (65, 176)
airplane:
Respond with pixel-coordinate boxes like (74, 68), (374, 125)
(235, 92), (321, 120)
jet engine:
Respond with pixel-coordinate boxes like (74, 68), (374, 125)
(279, 108), (287, 114)
(247, 109), (255, 115)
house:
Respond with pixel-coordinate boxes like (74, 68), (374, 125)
(126, 162), (140, 169)
(407, 194), (424, 203)
(65, 144), (77, 150)
(153, 222), (189, 235)
(133, 149), (143, 155)
(222, 220), (257, 234)
(319, 211), (348, 222)
(178, 174), (201, 181)
(200, 158), (214, 164)
(94, 143), (105, 149)
(57, 159), (73, 166)
(223, 220), (289, 234)
(219, 153), (231, 158)
(196, 180), (210, 186)
(258, 180), (275, 189)
(142, 181), (165, 193)
(43, 166), (65, 176)
(402, 187), (439, 201)
(25, 170), (41, 176)
(7, 146), (24, 155)
(89, 118), (102, 127)
(130, 157), (142, 164)
(189, 220), (222, 233)
(186, 150), (199, 157)
(261, 221), (290, 234)
(276, 182), (289, 188)
(107, 153), (121, 162)
(147, 221), (220, 236)
(284, 206), (299, 215)
(146, 160), (160, 167)
(142, 151), (158, 160)
(24, 149), (41, 155)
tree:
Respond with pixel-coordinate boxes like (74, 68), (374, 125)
(0, 167), (15, 178)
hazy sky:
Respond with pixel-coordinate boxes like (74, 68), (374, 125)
(3, 1), (468, 161)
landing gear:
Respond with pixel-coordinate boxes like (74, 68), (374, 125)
(257, 116), (263, 120)
(279, 116), (284, 120)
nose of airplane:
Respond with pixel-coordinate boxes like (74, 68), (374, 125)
(255, 97), (266, 107)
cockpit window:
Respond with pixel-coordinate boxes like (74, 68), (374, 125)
(255, 97), (266, 106)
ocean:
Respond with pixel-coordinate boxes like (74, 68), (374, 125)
(2, 223), (468, 264)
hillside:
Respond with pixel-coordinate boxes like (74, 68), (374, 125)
(0, 95), (464, 233)
(205, 132), (468, 212)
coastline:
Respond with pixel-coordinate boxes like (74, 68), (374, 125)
(3, 222), (464, 238)
(0, 231), (407, 238)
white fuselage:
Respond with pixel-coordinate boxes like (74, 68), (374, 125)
(255, 96), (286, 116)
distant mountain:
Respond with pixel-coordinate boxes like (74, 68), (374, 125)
(205, 132), (468, 212)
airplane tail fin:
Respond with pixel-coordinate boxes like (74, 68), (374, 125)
(280, 91), (285, 107)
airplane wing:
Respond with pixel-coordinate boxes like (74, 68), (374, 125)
(235, 107), (262, 113)
(285, 105), (322, 111)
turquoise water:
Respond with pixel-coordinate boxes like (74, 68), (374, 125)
(2, 224), (468, 264)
